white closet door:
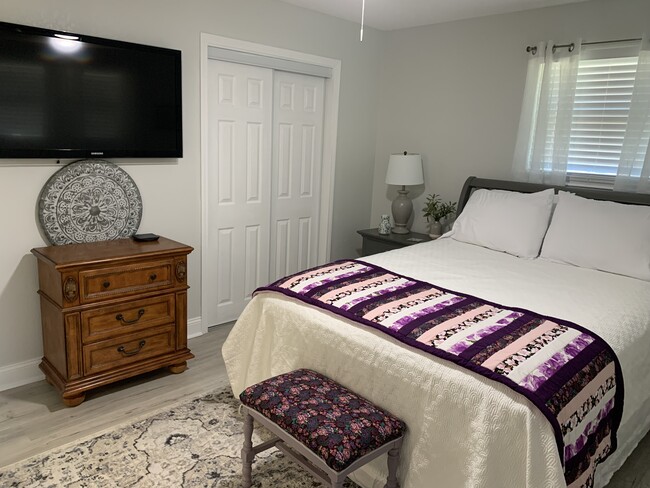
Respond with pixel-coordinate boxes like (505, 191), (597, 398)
(206, 60), (273, 326)
(270, 72), (325, 280)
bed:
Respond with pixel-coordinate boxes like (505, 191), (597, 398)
(222, 177), (650, 488)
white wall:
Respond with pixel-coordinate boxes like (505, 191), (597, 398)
(370, 0), (650, 234)
(0, 0), (384, 388)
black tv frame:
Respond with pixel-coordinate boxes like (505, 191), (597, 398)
(0, 21), (183, 159)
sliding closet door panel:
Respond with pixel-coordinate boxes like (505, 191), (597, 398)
(270, 72), (325, 281)
(206, 60), (272, 326)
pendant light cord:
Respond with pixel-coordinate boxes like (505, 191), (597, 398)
(360, 0), (366, 42)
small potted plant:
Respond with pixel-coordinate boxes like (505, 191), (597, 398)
(422, 194), (457, 239)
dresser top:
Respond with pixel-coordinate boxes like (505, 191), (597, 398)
(31, 237), (193, 268)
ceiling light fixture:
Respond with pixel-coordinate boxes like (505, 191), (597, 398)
(360, 0), (365, 42)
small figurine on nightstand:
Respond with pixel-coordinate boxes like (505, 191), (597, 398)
(423, 194), (457, 239)
(378, 214), (391, 235)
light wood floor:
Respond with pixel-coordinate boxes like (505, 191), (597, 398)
(0, 323), (235, 468)
(0, 323), (648, 487)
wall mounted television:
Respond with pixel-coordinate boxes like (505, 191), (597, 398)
(0, 21), (182, 159)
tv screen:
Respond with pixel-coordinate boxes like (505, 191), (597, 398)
(0, 21), (182, 158)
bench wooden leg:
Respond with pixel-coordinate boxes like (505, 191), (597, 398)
(330, 473), (345, 488)
(384, 446), (400, 488)
(241, 410), (254, 488)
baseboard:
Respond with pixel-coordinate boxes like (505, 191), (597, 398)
(187, 316), (204, 339)
(0, 357), (44, 392)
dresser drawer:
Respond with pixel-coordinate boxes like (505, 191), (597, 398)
(83, 325), (176, 375)
(81, 294), (176, 344)
(79, 260), (173, 303)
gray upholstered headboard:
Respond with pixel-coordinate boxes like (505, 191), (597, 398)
(457, 176), (650, 214)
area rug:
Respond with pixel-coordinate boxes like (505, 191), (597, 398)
(0, 387), (359, 487)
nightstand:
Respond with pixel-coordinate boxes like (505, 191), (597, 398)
(357, 228), (432, 256)
(31, 237), (194, 406)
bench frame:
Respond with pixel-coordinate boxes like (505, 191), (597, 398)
(241, 405), (403, 488)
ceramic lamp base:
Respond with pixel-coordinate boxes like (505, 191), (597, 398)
(392, 225), (409, 234)
(391, 189), (412, 234)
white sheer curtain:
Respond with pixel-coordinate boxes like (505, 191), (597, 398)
(512, 40), (581, 185)
(615, 35), (650, 194)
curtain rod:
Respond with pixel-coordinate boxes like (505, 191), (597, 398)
(526, 37), (642, 55)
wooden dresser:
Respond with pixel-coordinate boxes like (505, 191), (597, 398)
(31, 237), (194, 406)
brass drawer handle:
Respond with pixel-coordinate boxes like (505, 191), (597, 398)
(103, 281), (111, 289)
(117, 340), (146, 357)
(115, 309), (145, 325)
(149, 273), (157, 281)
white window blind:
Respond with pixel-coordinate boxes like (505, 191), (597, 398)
(567, 54), (639, 178)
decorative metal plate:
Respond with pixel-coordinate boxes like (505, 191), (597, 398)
(38, 160), (142, 245)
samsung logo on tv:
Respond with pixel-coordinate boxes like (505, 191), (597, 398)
(91, 152), (104, 156)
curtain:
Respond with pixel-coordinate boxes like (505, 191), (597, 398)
(615, 35), (650, 194)
(513, 40), (581, 185)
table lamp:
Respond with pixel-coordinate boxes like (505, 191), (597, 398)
(385, 151), (423, 234)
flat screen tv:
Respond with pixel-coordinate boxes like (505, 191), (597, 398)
(0, 21), (182, 159)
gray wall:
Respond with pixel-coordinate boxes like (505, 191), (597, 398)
(0, 0), (383, 384)
(370, 0), (650, 234)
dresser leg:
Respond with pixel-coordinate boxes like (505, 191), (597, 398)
(63, 392), (85, 407)
(168, 361), (188, 374)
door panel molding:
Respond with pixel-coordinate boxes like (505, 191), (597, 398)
(201, 34), (340, 332)
(270, 71), (324, 281)
(205, 60), (273, 327)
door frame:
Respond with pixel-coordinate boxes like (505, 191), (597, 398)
(200, 33), (341, 334)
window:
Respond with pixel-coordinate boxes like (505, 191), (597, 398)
(567, 49), (641, 186)
(513, 39), (650, 191)
(567, 43), (639, 187)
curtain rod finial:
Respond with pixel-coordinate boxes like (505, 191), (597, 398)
(526, 45), (538, 55)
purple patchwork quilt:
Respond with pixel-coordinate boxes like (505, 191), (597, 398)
(256, 260), (624, 488)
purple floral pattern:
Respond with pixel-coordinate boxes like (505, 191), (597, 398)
(494, 325), (569, 376)
(283, 262), (368, 290)
(546, 349), (612, 416)
(239, 369), (405, 472)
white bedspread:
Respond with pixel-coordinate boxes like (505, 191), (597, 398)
(222, 238), (650, 487)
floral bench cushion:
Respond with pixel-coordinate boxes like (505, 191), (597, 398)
(239, 369), (406, 472)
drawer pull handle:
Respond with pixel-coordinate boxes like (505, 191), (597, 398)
(150, 273), (157, 281)
(117, 340), (146, 357)
(116, 309), (145, 325)
(103, 281), (111, 289)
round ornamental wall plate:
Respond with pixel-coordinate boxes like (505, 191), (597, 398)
(38, 160), (143, 245)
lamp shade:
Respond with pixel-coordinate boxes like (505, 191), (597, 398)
(385, 153), (424, 186)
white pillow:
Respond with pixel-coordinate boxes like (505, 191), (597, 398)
(448, 188), (554, 258)
(540, 191), (650, 281)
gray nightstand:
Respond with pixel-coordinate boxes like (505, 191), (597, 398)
(357, 228), (432, 256)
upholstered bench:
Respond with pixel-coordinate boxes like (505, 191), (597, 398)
(239, 369), (406, 488)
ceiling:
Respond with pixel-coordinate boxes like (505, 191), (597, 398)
(278, 0), (592, 31)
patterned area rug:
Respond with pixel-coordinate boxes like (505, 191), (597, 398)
(0, 388), (359, 487)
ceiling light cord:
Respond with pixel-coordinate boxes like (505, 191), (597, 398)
(360, 0), (365, 42)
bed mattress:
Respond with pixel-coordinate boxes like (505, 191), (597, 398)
(222, 238), (650, 487)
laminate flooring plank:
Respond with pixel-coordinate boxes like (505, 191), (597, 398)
(0, 323), (234, 467)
